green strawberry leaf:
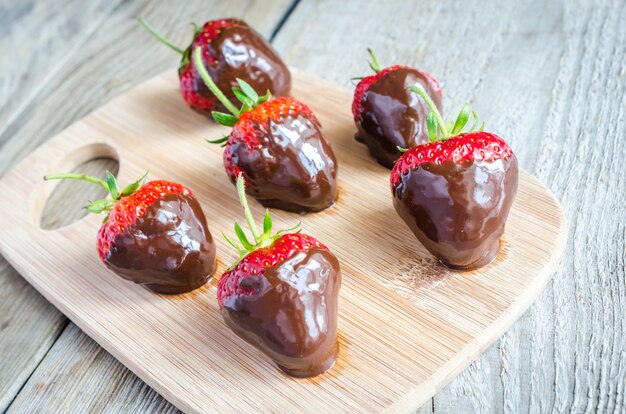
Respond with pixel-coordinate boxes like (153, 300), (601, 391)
(234, 221), (254, 250)
(222, 231), (244, 254)
(121, 171), (148, 197)
(263, 210), (272, 238)
(84, 198), (114, 214)
(233, 88), (253, 106)
(211, 111), (238, 127)
(239, 101), (252, 114)
(106, 171), (120, 200)
(451, 103), (471, 135)
(426, 112), (438, 142)
(257, 90), (272, 104)
(236, 78), (259, 102)
(367, 48), (382, 73)
(469, 111), (480, 132)
(207, 135), (229, 145)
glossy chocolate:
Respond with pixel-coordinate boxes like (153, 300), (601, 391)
(392, 156), (518, 269)
(105, 194), (217, 294)
(191, 22), (291, 115)
(356, 68), (442, 168)
(227, 113), (338, 212)
(221, 247), (341, 377)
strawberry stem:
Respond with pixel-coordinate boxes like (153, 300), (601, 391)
(44, 171), (148, 214)
(138, 18), (184, 55)
(236, 174), (261, 243)
(408, 85), (449, 139)
(44, 173), (109, 192)
(192, 47), (241, 117)
(223, 174), (302, 269)
(410, 86), (485, 140)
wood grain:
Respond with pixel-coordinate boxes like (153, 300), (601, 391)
(2, 0), (624, 412)
(0, 0), (293, 412)
(272, 0), (626, 412)
(0, 69), (565, 413)
(0, 0), (124, 150)
(7, 324), (182, 414)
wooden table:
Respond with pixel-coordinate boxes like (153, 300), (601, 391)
(0, 1), (624, 412)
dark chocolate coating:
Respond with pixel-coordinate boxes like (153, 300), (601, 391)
(105, 194), (217, 294)
(392, 157), (518, 269)
(192, 22), (291, 115)
(356, 68), (442, 168)
(221, 247), (341, 378)
(228, 114), (338, 212)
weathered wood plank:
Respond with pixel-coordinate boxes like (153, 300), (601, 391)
(0, 0), (124, 146)
(0, 259), (67, 412)
(0, 155), (118, 412)
(271, 0), (626, 412)
(3, 0), (625, 412)
(0, 0), (292, 175)
(6, 324), (182, 414)
(0, 1), (125, 410)
(1, 0), (292, 412)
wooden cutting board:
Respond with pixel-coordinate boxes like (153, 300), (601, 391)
(0, 69), (566, 413)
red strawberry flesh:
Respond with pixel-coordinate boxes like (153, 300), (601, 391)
(97, 180), (190, 261)
(217, 233), (326, 307)
(390, 132), (514, 187)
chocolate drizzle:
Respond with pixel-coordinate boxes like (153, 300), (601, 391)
(356, 68), (442, 168)
(392, 156), (518, 269)
(105, 194), (217, 294)
(227, 113), (338, 212)
(221, 247), (341, 377)
(191, 22), (291, 115)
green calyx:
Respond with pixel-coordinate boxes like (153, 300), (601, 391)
(179, 23), (204, 77)
(351, 48), (382, 83)
(367, 48), (382, 73)
(408, 85), (484, 142)
(43, 171), (148, 218)
(223, 174), (300, 270)
(192, 47), (272, 137)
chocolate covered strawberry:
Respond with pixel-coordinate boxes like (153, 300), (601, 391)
(44, 172), (217, 293)
(352, 49), (443, 168)
(139, 18), (290, 116)
(391, 86), (518, 270)
(192, 47), (337, 212)
(218, 175), (341, 377)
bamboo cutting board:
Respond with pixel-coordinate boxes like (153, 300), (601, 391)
(0, 70), (566, 413)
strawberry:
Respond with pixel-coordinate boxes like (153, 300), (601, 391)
(218, 175), (341, 377)
(43, 172), (217, 293)
(391, 86), (518, 270)
(192, 47), (338, 212)
(352, 49), (443, 168)
(138, 18), (290, 116)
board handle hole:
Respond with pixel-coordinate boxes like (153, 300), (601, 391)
(38, 144), (119, 230)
